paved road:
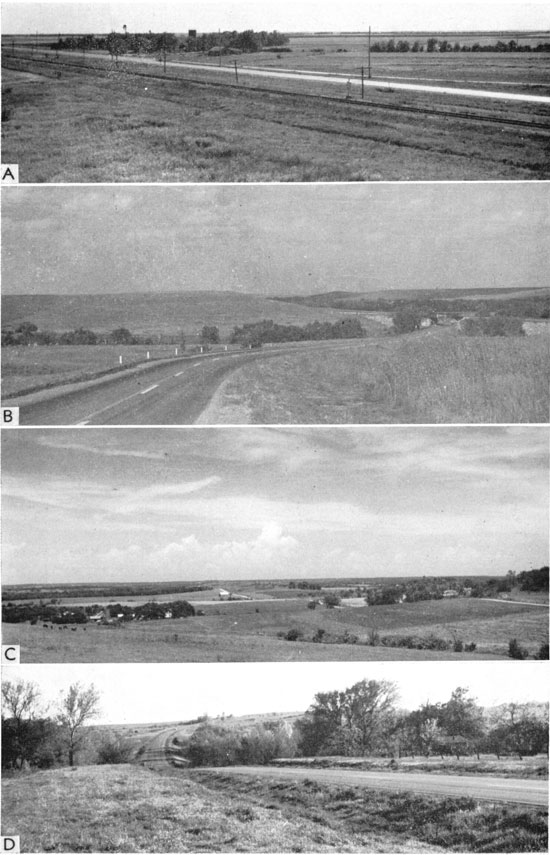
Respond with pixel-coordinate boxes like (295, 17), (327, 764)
(12, 341), (365, 425)
(171, 60), (550, 105)
(14, 48), (550, 104)
(207, 765), (548, 806)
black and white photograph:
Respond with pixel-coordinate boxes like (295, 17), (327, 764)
(2, 182), (549, 425)
(2, 425), (548, 663)
(1, 0), (549, 181)
(1, 0), (549, 852)
(1, 661), (548, 851)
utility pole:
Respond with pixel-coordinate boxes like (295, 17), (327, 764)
(368, 25), (372, 79)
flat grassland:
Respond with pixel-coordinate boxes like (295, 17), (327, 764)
(1, 345), (185, 398)
(4, 595), (547, 662)
(201, 332), (550, 423)
(2, 764), (547, 852)
(2, 47), (549, 181)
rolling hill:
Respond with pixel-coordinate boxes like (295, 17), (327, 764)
(1, 291), (382, 337)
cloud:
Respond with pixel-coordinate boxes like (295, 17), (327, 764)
(95, 523), (299, 578)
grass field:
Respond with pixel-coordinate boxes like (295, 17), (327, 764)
(2, 764), (546, 852)
(1, 345), (188, 398)
(2, 52), (549, 181)
(4, 594), (547, 662)
(273, 755), (549, 779)
(200, 332), (550, 423)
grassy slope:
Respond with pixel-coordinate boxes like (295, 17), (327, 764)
(202, 332), (550, 423)
(2, 764), (547, 852)
(4, 596), (547, 662)
(2, 61), (549, 181)
(0, 292), (375, 336)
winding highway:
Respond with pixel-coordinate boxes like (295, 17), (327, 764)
(205, 765), (548, 807)
(8, 340), (368, 425)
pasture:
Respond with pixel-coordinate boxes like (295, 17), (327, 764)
(201, 331), (550, 423)
(3, 594), (547, 662)
(2, 45), (549, 181)
(2, 763), (547, 852)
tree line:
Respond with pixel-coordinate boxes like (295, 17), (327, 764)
(370, 38), (550, 52)
(230, 317), (365, 347)
(2, 599), (195, 624)
(5, 678), (547, 773)
(1, 323), (184, 347)
(52, 29), (289, 57)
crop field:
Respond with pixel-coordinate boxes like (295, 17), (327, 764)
(4, 594), (547, 662)
(2, 48), (549, 181)
(201, 332), (550, 423)
(2, 764), (547, 852)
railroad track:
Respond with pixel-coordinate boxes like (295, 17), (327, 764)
(4, 53), (550, 133)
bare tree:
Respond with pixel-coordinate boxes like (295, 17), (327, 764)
(56, 683), (100, 766)
(2, 679), (41, 723)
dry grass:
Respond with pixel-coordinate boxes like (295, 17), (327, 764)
(0, 764), (440, 853)
(2, 57), (549, 182)
(3, 763), (547, 852)
(208, 333), (550, 423)
(272, 754), (549, 779)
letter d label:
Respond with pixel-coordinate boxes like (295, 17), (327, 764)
(1, 838), (20, 853)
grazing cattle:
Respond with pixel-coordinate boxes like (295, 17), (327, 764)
(71, 627), (77, 632)
(43, 624), (49, 628)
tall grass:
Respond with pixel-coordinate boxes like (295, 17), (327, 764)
(375, 335), (549, 423)
(219, 334), (549, 423)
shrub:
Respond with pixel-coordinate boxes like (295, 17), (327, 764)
(465, 642), (477, 652)
(508, 638), (529, 660)
(535, 642), (549, 660)
(96, 735), (133, 765)
(285, 627), (303, 641)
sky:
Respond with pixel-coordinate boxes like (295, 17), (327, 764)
(4, 662), (548, 724)
(2, 184), (549, 297)
(2, 0), (549, 35)
(2, 426), (548, 585)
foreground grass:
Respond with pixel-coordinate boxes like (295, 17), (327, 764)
(2, 763), (547, 852)
(207, 333), (550, 423)
(2, 59), (549, 181)
(190, 770), (548, 853)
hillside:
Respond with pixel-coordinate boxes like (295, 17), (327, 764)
(1, 291), (379, 337)
(275, 286), (550, 307)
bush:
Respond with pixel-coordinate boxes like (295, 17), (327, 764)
(535, 642), (549, 660)
(96, 735), (133, 765)
(508, 638), (529, 660)
(285, 628), (303, 641)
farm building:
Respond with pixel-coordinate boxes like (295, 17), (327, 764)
(443, 589), (459, 598)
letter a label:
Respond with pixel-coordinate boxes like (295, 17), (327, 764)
(1, 165), (19, 184)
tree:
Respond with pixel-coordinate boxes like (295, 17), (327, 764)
(439, 687), (485, 757)
(1, 679), (44, 768)
(298, 679), (397, 757)
(323, 593), (341, 609)
(392, 308), (422, 333)
(200, 325), (220, 345)
(56, 683), (100, 766)
(110, 327), (135, 345)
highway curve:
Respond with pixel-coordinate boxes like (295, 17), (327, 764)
(202, 765), (548, 807)
(12, 340), (367, 425)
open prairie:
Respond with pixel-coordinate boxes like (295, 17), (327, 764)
(2, 763), (547, 852)
(2, 42), (550, 180)
(4, 594), (547, 662)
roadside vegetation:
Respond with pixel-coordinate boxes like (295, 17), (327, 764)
(209, 333), (549, 423)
